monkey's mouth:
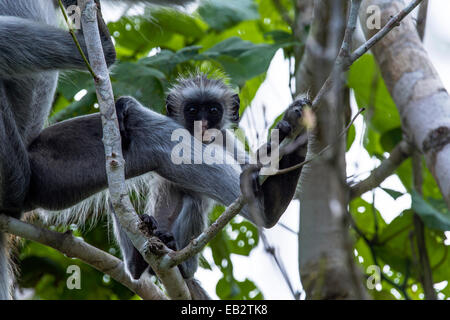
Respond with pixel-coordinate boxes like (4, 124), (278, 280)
(202, 130), (216, 144)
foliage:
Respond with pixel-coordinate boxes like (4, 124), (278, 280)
(349, 54), (450, 300)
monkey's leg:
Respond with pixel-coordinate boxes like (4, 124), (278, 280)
(0, 86), (30, 217)
(170, 195), (207, 279)
(0, 16), (115, 77)
(111, 211), (150, 280)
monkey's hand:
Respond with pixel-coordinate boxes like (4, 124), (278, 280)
(276, 96), (310, 142)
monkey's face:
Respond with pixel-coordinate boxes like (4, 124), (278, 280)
(183, 101), (224, 140)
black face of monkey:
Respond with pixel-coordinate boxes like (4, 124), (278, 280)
(183, 101), (224, 135)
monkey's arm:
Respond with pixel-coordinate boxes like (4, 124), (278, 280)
(0, 15), (115, 77)
(25, 97), (241, 212)
(241, 98), (309, 228)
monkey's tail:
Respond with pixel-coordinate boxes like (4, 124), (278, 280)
(0, 232), (12, 299)
(186, 278), (211, 300)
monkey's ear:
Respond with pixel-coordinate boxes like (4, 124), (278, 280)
(230, 94), (240, 123)
(166, 93), (177, 118)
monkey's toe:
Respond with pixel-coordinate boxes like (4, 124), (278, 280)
(154, 230), (177, 251)
(140, 214), (158, 234)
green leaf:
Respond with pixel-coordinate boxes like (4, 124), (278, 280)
(376, 210), (413, 268)
(216, 277), (263, 300)
(347, 124), (356, 151)
(381, 188), (404, 200)
(204, 37), (281, 86)
(57, 71), (93, 100)
(349, 54), (401, 134)
(198, 0), (259, 32)
(228, 220), (259, 256)
(380, 127), (402, 152)
(257, 0), (292, 33)
(411, 191), (450, 231)
(198, 254), (212, 271)
(50, 91), (97, 123)
(109, 8), (205, 58)
(396, 158), (443, 200)
(350, 197), (387, 238)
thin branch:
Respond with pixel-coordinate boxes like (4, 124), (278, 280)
(260, 231), (300, 299)
(0, 214), (166, 300)
(58, 0), (97, 79)
(350, 140), (412, 199)
(161, 196), (245, 270)
(277, 222), (298, 235)
(78, 0), (189, 299)
(350, 0), (424, 62)
(311, 0), (362, 108)
(313, 0), (424, 109)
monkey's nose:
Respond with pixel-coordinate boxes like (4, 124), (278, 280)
(201, 120), (209, 133)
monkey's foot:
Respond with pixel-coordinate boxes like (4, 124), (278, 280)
(140, 214), (178, 251)
(138, 214), (159, 237)
(154, 230), (177, 252)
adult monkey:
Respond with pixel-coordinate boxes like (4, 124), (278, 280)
(0, 0), (192, 300)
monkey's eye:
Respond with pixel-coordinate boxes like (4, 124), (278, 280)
(209, 107), (219, 115)
(188, 107), (197, 115)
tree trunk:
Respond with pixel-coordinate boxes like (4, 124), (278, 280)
(360, 0), (450, 208)
(295, 0), (369, 299)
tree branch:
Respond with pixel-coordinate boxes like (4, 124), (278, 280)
(313, 0), (424, 110)
(161, 196), (245, 270)
(78, 0), (189, 299)
(350, 140), (412, 199)
(360, 0), (450, 208)
(350, 0), (424, 62)
(0, 214), (166, 300)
